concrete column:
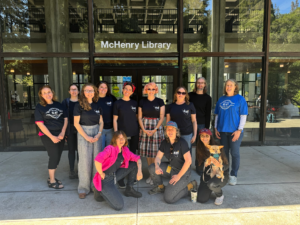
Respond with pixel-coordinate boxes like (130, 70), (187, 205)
(45, 0), (72, 101)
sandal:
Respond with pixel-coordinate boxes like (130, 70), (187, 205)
(47, 178), (62, 185)
(48, 181), (64, 189)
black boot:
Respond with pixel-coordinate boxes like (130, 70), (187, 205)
(124, 186), (142, 198)
(93, 187), (105, 202)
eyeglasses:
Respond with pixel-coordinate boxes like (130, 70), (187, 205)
(148, 88), (155, 91)
(70, 89), (78, 91)
(177, 91), (186, 95)
(84, 90), (94, 93)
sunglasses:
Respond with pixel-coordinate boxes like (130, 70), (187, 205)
(148, 88), (156, 91)
(177, 91), (186, 95)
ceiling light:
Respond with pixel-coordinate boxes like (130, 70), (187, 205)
(225, 65), (229, 68)
(287, 70), (291, 73)
(260, 68), (262, 71)
(73, 71), (76, 75)
(10, 69), (14, 73)
(27, 72), (30, 75)
(280, 64), (284, 67)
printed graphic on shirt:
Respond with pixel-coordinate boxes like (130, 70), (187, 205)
(94, 109), (101, 115)
(219, 100), (235, 110)
(173, 150), (180, 157)
(154, 106), (160, 111)
(46, 108), (63, 119)
(106, 101), (112, 106)
(183, 109), (190, 116)
(131, 106), (136, 112)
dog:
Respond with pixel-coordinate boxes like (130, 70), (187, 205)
(204, 145), (224, 182)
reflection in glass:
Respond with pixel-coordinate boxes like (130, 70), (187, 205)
(183, 0), (264, 52)
(270, 1), (300, 52)
(266, 58), (300, 142)
(94, 0), (178, 53)
(4, 58), (90, 147)
(0, 0), (88, 52)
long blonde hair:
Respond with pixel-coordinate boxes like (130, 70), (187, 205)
(79, 84), (99, 111)
(173, 86), (190, 105)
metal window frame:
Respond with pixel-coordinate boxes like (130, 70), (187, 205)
(0, 0), (299, 150)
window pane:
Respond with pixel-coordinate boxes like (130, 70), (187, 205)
(184, 0), (265, 52)
(1, 0), (88, 52)
(266, 58), (300, 143)
(94, 0), (178, 53)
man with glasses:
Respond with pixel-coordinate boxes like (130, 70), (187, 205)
(188, 77), (212, 175)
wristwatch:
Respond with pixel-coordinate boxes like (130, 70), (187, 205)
(238, 129), (242, 132)
(98, 131), (102, 134)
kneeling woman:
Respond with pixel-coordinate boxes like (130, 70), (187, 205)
(93, 131), (143, 211)
(196, 128), (229, 205)
(148, 121), (197, 204)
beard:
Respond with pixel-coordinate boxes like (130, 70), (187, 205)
(197, 87), (204, 91)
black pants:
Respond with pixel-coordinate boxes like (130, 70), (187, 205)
(197, 173), (229, 203)
(66, 126), (78, 171)
(95, 162), (137, 211)
(41, 131), (65, 170)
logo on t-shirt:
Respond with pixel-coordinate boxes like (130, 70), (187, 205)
(220, 100), (235, 110)
(106, 101), (112, 106)
(45, 108), (63, 119)
(183, 109), (189, 116)
(131, 106), (136, 112)
(94, 110), (101, 115)
(173, 150), (179, 157)
(154, 106), (160, 111)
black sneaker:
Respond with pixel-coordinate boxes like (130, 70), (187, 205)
(148, 185), (165, 195)
(92, 187), (105, 202)
(124, 186), (142, 198)
(69, 170), (78, 179)
(118, 179), (126, 189)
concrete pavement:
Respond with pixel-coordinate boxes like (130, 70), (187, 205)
(0, 146), (300, 224)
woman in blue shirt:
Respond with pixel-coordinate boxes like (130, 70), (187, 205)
(214, 79), (248, 186)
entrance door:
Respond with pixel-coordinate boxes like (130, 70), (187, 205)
(94, 68), (178, 104)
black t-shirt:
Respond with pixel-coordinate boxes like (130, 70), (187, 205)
(105, 151), (124, 174)
(166, 102), (196, 135)
(139, 97), (165, 118)
(160, 138), (190, 170)
(188, 92), (212, 129)
(34, 101), (67, 132)
(73, 102), (102, 126)
(97, 95), (117, 129)
(68, 100), (78, 125)
(113, 99), (138, 137)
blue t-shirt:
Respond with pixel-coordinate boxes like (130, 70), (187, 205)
(214, 94), (248, 133)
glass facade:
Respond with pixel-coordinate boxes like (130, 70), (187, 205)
(0, 0), (300, 150)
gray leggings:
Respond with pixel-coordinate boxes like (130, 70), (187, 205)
(95, 162), (137, 210)
(149, 162), (191, 204)
(77, 124), (101, 194)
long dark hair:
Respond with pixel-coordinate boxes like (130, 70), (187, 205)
(196, 135), (228, 166)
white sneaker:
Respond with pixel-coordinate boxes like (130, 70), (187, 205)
(214, 195), (224, 205)
(228, 176), (237, 186)
(146, 177), (152, 184)
(149, 179), (153, 185)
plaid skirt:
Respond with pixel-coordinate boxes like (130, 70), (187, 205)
(139, 117), (164, 158)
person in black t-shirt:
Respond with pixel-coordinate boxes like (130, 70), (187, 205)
(188, 77), (212, 171)
(113, 81), (139, 188)
(34, 85), (68, 189)
(138, 82), (165, 185)
(148, 121), (197, 204)
(166, 87), (197, 151)
(74, 84), (104, 199)
(196, 128), (229, 205)
(62, 84), (79, 179)
(97, 81), (117, 152)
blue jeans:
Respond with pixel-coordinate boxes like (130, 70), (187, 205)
(181, 133), (193, 150)
(219, 132), (244, 177)
(100, 128), (114, 152)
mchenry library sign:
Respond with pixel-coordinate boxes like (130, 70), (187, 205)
(100, 41), (172, 50)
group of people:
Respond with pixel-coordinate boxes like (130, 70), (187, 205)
(34, 77), (248, 210)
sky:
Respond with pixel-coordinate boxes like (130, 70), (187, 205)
(204, 0), (295, 14)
